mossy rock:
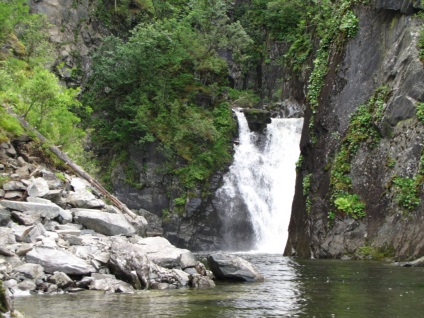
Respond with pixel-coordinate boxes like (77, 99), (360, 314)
(242, 109), (271, 132)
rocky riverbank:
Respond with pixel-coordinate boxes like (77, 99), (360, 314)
(0, 137), (263, 317)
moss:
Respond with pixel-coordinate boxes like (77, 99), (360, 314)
(356, 245), (394, 260)
(0, 280), (9, 313)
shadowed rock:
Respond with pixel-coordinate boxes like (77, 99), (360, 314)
(207, 254), (264, 282)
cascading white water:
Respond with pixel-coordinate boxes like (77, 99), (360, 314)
(217, 110), (303, 253)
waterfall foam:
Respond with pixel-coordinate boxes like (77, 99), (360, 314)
(216, 110), (303, 253)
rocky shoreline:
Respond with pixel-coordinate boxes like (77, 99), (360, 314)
(0, 137), (263, 317)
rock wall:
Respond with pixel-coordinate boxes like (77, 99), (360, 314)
(29, 0), (108, 87)
(285, 1), (424, 260)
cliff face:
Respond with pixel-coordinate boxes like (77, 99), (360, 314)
(285, 1), (424, 260)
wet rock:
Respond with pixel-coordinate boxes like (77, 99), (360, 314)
(26, 247), (95, 275)
(89, 273), (134, 294)
(48, 271), (73, 288)
(207, 254), (264, 282)
(190, 274), (216, 288)
(72, 209), (136, 236)
(27, 177), (50, 197)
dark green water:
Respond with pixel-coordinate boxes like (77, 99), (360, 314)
(14, 254), (424, 317)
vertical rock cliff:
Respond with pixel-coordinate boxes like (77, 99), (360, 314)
(285, 0), (424, 260)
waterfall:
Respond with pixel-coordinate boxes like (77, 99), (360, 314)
(216, 110), (303, 253)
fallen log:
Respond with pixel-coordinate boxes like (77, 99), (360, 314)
(3, 105), (138, 220)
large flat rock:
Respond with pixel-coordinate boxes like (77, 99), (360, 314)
(134, 237), (197, 269)
(0, 200), (63, 220)
(72, 209), (136, 236)
(26, 247), (95, 275)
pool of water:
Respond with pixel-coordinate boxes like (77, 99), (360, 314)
(14, 254), (424, 317)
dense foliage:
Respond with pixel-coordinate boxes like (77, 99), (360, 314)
(0, 0), (93, 170)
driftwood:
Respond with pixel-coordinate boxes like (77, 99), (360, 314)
(4, 105), (137, 220)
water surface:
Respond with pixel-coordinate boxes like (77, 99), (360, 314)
(15, 254), (424, 317)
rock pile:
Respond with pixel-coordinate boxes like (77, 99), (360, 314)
(0, 138), (215, 297)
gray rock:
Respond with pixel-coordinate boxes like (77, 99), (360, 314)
(26, 247), (95, 275)
(15, 244), (33, 256)
(57, 209), (73, 224)
(0, 246), (15, 256)
(13, 263), (44, 280)
(124, 213), (148, 237)
(70, 177), (89, 191)
(27, 177), (50, 197)
(0, 228), (17, 245)
(0, 208), (11, 226)
(73, 209), (136, 236)
(2, 181), (26, 191)
(26, 197), (53, 204)
(190, 274), (216, 288)
(0, 200), (64, 220)
(4, 191), (25, 199)
(17, 280), (36, 292)
(48, 271), (73, 288)
(134, 237), (196, 269)
(0, 189), (4, 198)
(207, 254), (264, 282)
(89, 275), (134, 294)
(11, 211), (40, 225)
(66, 189), (105, 209)
(5, 144), (17, 157)
(22, 223), (47, 243)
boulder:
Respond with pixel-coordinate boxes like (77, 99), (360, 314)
(27, 177), (49, 197)
(48, 271), (73, 288)
(72, 209), (136, 236)
(0, 208), (11, 226)
(66, 190), (105, 209)
(133, 237), (197, 269)
(207, 254), (264, 282)
(124, 213), (148, 237)
(13, 263), (44, 280)
(0, 200), (64, 220)
(26, 247), (95, 275)
(190, 274), (216, 288)
(2, 181), (26, 191)
(89, 274), (134, 294)
(4, 191), (24, 200)
(11, 211), (40, 226)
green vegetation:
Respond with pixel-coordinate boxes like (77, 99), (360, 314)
(84, 2), (258, 199)
(416, 102), (424, 123)
(0, 0), (95, 174)
(0, 280), (8, 313)
(329, 86), (390, 220)
(303, 173), (312, 214)
(356, 245), (391, 260)
(392, 176), (420, 211)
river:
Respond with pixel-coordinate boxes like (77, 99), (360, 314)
(14, 254), (424, 317)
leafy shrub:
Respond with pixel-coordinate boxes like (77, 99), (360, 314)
(392, 177), (420, 211)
